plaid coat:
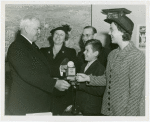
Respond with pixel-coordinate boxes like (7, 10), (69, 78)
(89, 42), (145, 116)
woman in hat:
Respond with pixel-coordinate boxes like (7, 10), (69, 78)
(76, 9), (145, 116)
(40, 24), (77, 115)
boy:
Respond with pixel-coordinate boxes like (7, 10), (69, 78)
(76, 39), (106, 115)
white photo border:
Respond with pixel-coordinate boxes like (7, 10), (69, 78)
(137, 24), (146, 50)
(1, 0), (150, 121)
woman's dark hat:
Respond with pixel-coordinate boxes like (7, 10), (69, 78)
(102, 8), (134, 35)
(50, 24), (71, 34)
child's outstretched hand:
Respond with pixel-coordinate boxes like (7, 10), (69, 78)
(76, 73), (90, 82)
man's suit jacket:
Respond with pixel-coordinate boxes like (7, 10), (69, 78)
(7, 35), (56, 115)
(76, 60), (106, 115)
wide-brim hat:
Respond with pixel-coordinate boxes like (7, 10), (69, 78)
(50, 24), (71, 35)
(102, 8), (134, 35)
(104, 16), (134, 35)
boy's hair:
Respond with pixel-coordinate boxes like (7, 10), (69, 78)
(85, 39), (102, 57)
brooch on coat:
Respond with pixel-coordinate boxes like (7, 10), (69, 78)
(48, 51), (50, 54)
(62, 51), (64, 53)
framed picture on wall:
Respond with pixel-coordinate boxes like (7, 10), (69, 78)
(137, 25), (146, 50)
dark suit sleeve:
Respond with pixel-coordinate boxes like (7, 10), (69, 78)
(8, 47), (56, 93)
(49, 64), (61, 78)
(70, 48), (77, 64)
(40, 48), (49, 58)
(78, 65), (106, 97)
(40, 48), (45, 52)
(76, 51), (85, 73)
(98, 47), (111, 68)
(79, 83), (105, 97)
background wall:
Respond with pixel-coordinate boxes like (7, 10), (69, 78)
(6, 4), (146, 55)
(5, 4), (91, 57)
(92, 5), (146, 53)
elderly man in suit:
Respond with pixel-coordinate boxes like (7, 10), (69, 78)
(76, 8), (145, 116)
(6, 15), (70, 115)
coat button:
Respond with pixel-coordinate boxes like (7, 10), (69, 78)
(108, 97), (110, 100)
(108, 92), (110, 95)
(109, 81), (111, 83)
(108, 108), (110, 111)
(109, 86), (111, 89)
(110, 75), (111, 78)
(108, 103), (110, 105)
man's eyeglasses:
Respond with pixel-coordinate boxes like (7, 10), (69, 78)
(82, 34), (93, 38)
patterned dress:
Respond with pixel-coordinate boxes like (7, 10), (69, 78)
(88, 41), (145, 116)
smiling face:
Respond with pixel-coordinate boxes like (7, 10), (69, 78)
(108, 22), (123, 44)
(84, 44), (98, 62)
(53, 30), (66, 45)
(82, 28), (95, 44)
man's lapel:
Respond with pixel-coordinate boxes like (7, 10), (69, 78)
(20, 35), (52, 71)
(80, 63), (87, 73)
(32, 44), (51, 70)
(54, 44), (66, 61)
(84, 60), (98, 74)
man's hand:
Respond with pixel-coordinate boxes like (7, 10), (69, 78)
(55, 80), (70, 91)
(76, 73), (90, 82)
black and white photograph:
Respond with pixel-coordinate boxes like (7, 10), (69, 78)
(1, 0), (149, 121)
